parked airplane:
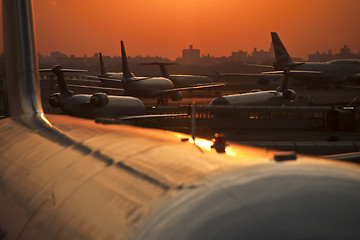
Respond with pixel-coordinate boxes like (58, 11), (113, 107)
(40, 65), (146, 119)
(118, 41), (224, 104)
(41, 65), (185, 121)
(210, 70), (296, 106)
(223, 32), (360, 88)
(258, 32), (360, 88)
(81, 52), (130, 88)
(140, 62), (218, 88)
(72, 42), (224, 104)
(2, 1), (360, 239)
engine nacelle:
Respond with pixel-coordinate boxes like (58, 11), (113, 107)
(282, 89), (296, 101)
(48, 93), (61, 108)
(90, 93), (109, 107)
(170, 91), (183, 102)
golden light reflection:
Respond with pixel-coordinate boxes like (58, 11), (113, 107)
(175, 132), (237, 156)
(41, 113), (53, 127)
(225, 147), (237, 157)
(191, 138), (213, 151)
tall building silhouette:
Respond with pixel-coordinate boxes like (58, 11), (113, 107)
(181, 44), (200, 65)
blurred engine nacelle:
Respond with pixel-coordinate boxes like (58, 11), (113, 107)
(170, 91), (183, 101)
(48, 93), (61, 108)
(90, 92), (109, 107)
(282, 89), (296, 101)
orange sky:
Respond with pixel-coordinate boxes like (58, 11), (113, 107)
(2, 0), (360, 60)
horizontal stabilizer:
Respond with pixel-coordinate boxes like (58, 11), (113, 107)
(39, 66), (88, 73)
(161, 83), (225, 94)
(81, 75), (123, 82)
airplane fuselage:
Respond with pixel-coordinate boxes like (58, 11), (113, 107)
(57, 94), (146, 119)
(123, 77), (175, 98)
(289, 59), (360, 84)
(168, 75), (214, 88)
(210, 91), (285, 106)
(99, 72), (124, 80)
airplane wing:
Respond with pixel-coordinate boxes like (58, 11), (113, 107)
(161, 83), (225, 94)
(262, 70), (323, 75)
(40, 68), (88, 73)
(243, 63), (274, 68)
(219, 73), (283, 78)
(67, 84), (126, 95)
(81, 75), (123, 82)
(94, 113), (188, 124)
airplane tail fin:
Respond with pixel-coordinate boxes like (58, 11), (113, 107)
(277, 71), (289, 92)
(99, 52), (106, 75)
(120, 40), (132, 79)
(39, 65), (88, 98)
(3, 0), (42, 118)
(271, 32), (294, 69)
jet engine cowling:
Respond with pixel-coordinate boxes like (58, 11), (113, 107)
(282, 89), (296, 101)
(48, 93), (61, 108)
(90, 92), (109, 107)
(170, 91), (183, 102)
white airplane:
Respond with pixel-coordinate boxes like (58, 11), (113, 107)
(41, 65), (185, 121)
(140, 62), (219, 88)
(81, 52), (131, 88)
(247, 32), (360, 88)
(222, 32), (360, 89)
(2, 1), (360, 239)
(72, 42), (224, 104)
(210, 70), (296, 106)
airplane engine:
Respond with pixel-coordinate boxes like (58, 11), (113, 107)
(48, 93), (61, 108)
(282, 89), (296, 101)
(90, 92), (109, 107)
(170, 91), (183, 101)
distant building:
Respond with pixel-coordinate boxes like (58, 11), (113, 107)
(309, 45), (360, 62)
(229, 50), (248, 62)
(250, 48), (270, 63)
(181, 45), (200, 65)
(335, 45), (359, 59)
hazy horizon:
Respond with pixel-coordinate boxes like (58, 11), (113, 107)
(1, 0), (360, 60)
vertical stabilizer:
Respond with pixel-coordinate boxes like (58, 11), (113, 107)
(271, 32), (294, 69)
(120, 40), (132, 79)
(159, 63), (169, 77)
(277, 71), (289, 92)
(3, 0), (42, 117)
(99, 52), (106, 75)
(51, 65), (73, 98)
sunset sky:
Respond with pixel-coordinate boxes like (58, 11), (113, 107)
(2, 0), (360, 60)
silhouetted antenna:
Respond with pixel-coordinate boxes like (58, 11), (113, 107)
(99, 52), (106, 75)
